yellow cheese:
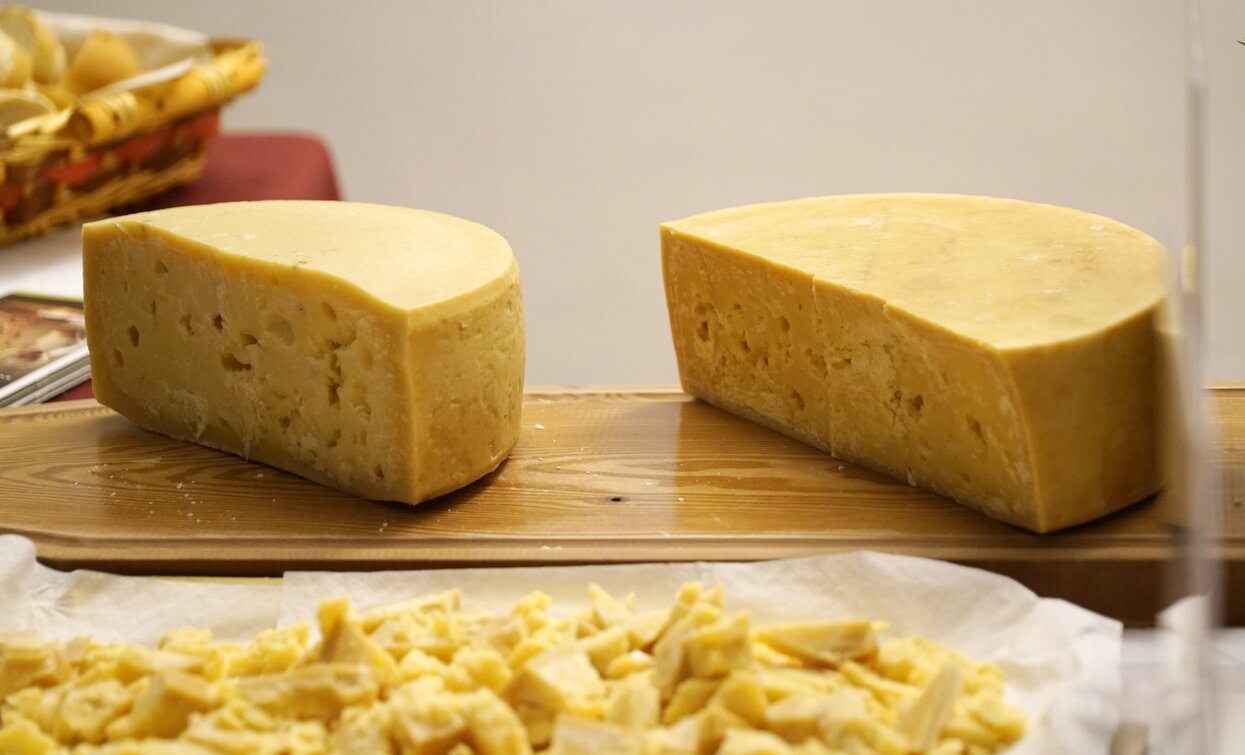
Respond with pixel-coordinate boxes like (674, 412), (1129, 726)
(662, 194), (1166, 532)
(83, 200), (525, 504)
(0, 583), (1026, 753)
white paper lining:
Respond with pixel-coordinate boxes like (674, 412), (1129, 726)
(0, 535), (1119, 753)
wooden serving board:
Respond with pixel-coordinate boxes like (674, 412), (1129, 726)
(2, 387), (1242, 626)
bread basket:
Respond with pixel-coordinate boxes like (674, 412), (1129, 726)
(0, 10), (265, 245)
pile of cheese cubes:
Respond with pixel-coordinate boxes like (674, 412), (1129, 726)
(0, 583), (1025, 754)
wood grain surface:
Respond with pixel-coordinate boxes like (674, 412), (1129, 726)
(1, 386), (1241, 626)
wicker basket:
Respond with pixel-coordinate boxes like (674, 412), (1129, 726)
(0, 26), (266, 246)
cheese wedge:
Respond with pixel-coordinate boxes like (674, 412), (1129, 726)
(83, 201), (525, 504)
(662, 194), (1166, 532)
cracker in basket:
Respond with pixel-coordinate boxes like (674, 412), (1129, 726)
(0, 584), (1026, 754)
(63, 28), (140, 96)
(0, 27), (30, 89)
(0, 88), (52, 132)
(0, 6), (65, 85)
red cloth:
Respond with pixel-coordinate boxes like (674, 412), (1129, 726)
(50, 133), (342, 403)
(49, 380), (95, 401)
(138, 132), (342, 209)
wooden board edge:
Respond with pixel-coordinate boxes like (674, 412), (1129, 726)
(0, 398), (106, 417)
(24, 532), (1210, 567)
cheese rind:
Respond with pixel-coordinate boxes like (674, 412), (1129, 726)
(83, 200), (525, 504)
(662, 194), (1165, 532)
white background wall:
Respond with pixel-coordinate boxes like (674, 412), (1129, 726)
(43, 1), (1245, 385)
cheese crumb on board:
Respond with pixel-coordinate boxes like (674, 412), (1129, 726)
(662, 194), (1166, 532)
(0, 583), (1025, 754)
(83, 200), (526, 505)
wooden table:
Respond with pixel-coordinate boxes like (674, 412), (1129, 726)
(1, 386), (1240, 626)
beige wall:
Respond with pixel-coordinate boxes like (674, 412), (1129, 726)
(47, 1), (1244, 384)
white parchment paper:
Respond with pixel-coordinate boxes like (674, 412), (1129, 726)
(0, 535), (1119, 753)
(0, 535), (279, 645)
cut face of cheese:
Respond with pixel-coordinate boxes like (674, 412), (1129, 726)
(83, 200), (525, 504)
(662, 194), (1166, 532)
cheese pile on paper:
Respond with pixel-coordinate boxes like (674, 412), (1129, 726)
(0, 582), (1025, 754)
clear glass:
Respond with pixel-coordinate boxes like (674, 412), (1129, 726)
(1150, 2), (1229, 751)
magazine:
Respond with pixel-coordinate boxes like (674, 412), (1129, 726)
(0, 293), (91, 407)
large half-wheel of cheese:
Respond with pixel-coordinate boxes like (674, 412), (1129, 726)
(661, 194), (1167, 532)
(84, 201), (525, 504)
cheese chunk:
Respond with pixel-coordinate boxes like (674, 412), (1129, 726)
(662, 194), (1165, 532)
(83, 201), (525, 504)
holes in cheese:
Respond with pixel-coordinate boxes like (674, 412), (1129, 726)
(265, 312), (295, 344)
(83, 200), (526, 504)
(662, 194), (1166, 532)
(220, 353), (250, 372)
